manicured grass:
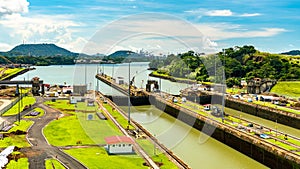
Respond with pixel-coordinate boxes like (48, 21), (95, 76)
(0, 135), (30, 148)
(44, 100), (122, 146)
(151, 71), (196, 83)
(0, 120), (33, 148)
(2, 96), (36, 116)
(45, 159), (66, 169)
(24, 107), (45, 118)
(43, 116), (95, 146)
(271, 81), (300, 99)
(137, 139), (178, 169)
(6, 158), (29, 169)
(253, 101), (300, 115)
(226, 87), (247, 94)
(64, 147), (148, 169)
(0, 68), (25, 80)
(9, 120), (34, 133)
(103, 103), (135, 130)
(267, 139), (298, 151)
(76, 102), (99, 112)
(45, 100), (75, 114)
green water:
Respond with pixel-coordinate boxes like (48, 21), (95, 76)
(122, 105), (268, 169)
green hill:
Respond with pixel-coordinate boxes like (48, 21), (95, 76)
(1, 44), (78, 57)
(108, 50), (146, 58)
(281, 50), (300, 56)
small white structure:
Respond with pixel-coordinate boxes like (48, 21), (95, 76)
(70, 97), (77, 104)
(116, 77), (125, 85)
(203, 104), (211, 111)
(0, 146), (15, 168)
(87, 99), (95, 106)
(105, 136), (134, 154)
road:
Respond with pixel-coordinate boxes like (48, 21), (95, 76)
(1, 96), (87, 169)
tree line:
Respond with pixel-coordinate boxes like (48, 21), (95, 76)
(149, 45), (300, 87)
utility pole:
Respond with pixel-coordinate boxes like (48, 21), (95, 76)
(96, 64), (99, 91)
(128, 62), (131, 128)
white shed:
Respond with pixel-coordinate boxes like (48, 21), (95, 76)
(116, 77), (125, 85)
(105, 136), (134, 154)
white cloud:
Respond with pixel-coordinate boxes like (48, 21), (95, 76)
(0, 0), (29, 17)
(195, 23), (287, 40)
(81, 13), (219, 55)
(186, 8), (261, 18)
(0, 13), (87, 52)
(0, 43), (14, 51)
(205, 10), (233, 17)
(240, 13), (261, 17)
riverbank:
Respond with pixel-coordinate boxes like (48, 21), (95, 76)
(0, 68), (35, 81)
(149, 71), (197, 84)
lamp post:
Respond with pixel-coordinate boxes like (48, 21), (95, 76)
(15, 84), (20, 123)
(128, 62), (131, 128)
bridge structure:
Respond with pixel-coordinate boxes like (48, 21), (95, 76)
(0, 77), (44, 95)
(247, 78), (277, 94)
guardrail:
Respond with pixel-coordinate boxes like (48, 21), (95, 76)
(0, 94), (25, 116)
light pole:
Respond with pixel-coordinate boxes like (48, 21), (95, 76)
(128, 62), (131, 128)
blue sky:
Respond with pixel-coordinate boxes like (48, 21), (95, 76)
(0, 0), (299, 54)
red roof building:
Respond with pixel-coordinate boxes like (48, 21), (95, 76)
(104, 136), (134, 154)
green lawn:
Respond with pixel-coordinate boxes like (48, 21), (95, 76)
(24, 107), (45, 118)
(0, 68), (25, 80)
(271, 81), (300, 99)
(43, 115), (95, 146)
(76, 102), (99, 112)
(9, 120), (34, 133)
(45, 159), (66, 169)
(2, 96), (36, 116)
(45, 100), (75, 115)
(253, 101), (300, 115)
(64, 147), (148, 169)
(137, 139), (178, 169)
(44, 100), (122, 146)
(0, 135), (30, 148)
(6, 158), (29, 169)
(267, 139), (298, 151)
(103, 104), (135, 130)
(0, 120), (33, 148)
(226, 87), (247, 94)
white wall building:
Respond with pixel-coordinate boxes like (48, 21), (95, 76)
(105, 136), (134, 154)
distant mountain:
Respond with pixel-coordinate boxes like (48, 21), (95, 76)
(0, 44), (78, 57)
(108, 50), (137, 58)
(281, 50), (300, 56)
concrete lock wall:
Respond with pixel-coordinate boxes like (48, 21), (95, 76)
(105, 95), (150, 106)
(149, 95), (299, 169)
(225, 99), (300, 129)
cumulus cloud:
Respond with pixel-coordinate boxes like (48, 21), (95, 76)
(0, 13), (86, 52)
(0, 0), (29, 17)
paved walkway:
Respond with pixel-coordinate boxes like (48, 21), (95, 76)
(24, 97), (87, 169)
(1, 96), (87, 169)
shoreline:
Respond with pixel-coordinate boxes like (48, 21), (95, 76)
(1, 67), (35, 81)
(149, 71), (197, 84)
